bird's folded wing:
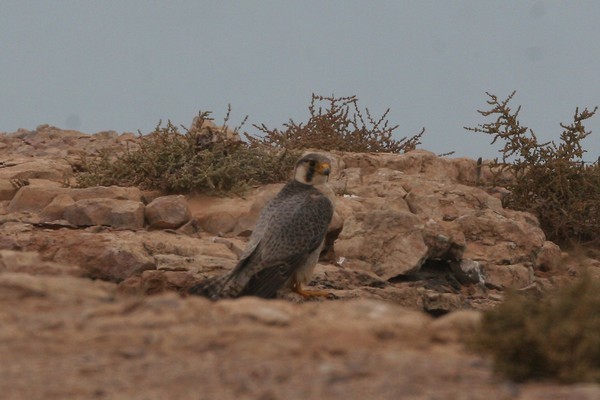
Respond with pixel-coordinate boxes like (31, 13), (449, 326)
(238, 262), (296, 298)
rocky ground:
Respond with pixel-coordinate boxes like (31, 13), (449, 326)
(0, 125), (598, 399)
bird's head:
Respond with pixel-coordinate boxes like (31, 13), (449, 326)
(294, 153), (331, 185)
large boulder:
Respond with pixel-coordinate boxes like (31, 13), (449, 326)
(331, 152), (550, 291)
(335, 210), (429, 278)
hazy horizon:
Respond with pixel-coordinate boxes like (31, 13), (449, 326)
(2, 1), (599, 161)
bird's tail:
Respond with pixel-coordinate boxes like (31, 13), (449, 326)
(188, 274), (230, 300)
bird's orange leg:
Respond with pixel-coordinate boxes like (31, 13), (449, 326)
(291, 281), (330, 298)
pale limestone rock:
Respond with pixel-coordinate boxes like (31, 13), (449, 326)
(335, 210), (429, 278)
(403, 179), (503, 220)
(457, 209), (545, 266)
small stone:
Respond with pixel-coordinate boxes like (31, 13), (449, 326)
(145, 195), (191, 229)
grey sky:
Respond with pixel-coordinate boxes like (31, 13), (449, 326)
(2, 1), (599, 160)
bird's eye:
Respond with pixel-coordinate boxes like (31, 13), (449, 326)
(309, 160), (316, 167)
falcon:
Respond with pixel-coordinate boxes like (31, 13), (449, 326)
(189, 153), (335, 299)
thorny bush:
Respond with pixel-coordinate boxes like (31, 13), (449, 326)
(247, 94), (424, 153)
(76, 110), (298, 195)
(466, 91), (600, 246)
(76, 95), (421, 194)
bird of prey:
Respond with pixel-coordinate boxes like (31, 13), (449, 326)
(189, 152), (335, 299)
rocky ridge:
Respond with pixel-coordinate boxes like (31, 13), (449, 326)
(0, 125), (598, 399)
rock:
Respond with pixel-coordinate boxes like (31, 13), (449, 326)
(535, 241), (563, 272)
(0, 179), (18, 201)
(0, 249), (83, 276)
(0, 287), (598, 400)
(403, 180), (503, 220)
(189, 184), (282, 236)
(430, 310), (482, 343)
(335, 210), (429, 279)
(216, 297), (294, 326)
(64, 198), (145, 229)
(422, 292), (465, 316)
(310, 298), (434, 345)
(518, 384), (600, 400)
(457, 209), (546, 265)
(137, 269), (198, 295)
(7, 185), (142, 214)
(118, 249), (239, 295)
(450, 259), (485, 285)
(52, 231), (156, 281)
(338, 150), (486, 185)
(0, 132), (597, 399)
(0, 158), (72, 181)
(0, 223), (158, 281)
(176, 217), (202, 236)
(483, 263), (534, 290)
(7, 183), (68, 213)
(140, 230), (237, 260)
(189, 195), (250, 235)
(0, 272), (115, 302)
(145, 195), (191, 229)
(70, 186), (142, 202)
(39, 194), (75, 221)
(310, 263), (387, 290)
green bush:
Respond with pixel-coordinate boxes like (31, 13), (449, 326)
(472, 276), (600, 383)
(247, 94), (424, 153)
(76, 112), (299, 194)
(466, 91), (600, 245)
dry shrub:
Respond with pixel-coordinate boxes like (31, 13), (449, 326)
(472, 276), (600, 383)
(247, 94), (424, 153)
(77, 95), (420, 194)
(466, 91), (600, 245)
(76, 111), (298, 194)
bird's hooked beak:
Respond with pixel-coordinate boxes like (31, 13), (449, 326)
(317, 162), (331, 176)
